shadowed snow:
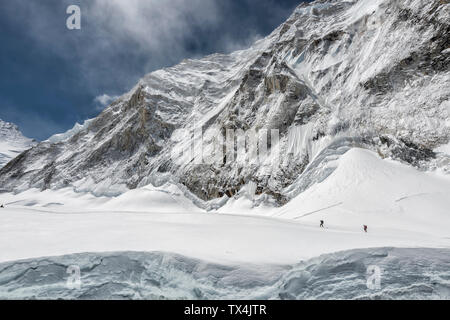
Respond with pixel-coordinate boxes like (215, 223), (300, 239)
(0, 248), (448, 300)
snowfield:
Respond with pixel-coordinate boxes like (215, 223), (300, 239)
(0, 148), (449, 299)
(0, 119), (36, 169)
(1, 149), (449, 265)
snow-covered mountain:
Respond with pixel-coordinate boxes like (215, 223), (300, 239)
(0, 119), (36, 170)
(0, 0), (449, 206)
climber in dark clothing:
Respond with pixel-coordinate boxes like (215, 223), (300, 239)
(0, 204), (4, 208)
(364, 225), (368, 233)
(320, 220), (324, 228)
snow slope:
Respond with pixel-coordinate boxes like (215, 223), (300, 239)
(276, 148), (450, 236)
(0, 119), (36, 169)
(0, 204), (449, 266)
(0, 143), (448, 300)
(1, 149), (449, 266)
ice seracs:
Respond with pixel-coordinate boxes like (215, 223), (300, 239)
(0, 119), (36, 169)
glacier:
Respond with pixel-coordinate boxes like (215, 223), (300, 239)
(0, 248), (448, 300)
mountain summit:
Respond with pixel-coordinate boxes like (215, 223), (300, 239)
(0, 119), (36, 170)
(0, 0), (449, 205)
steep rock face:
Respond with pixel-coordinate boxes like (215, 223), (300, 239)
(0, 119), (36, 171)
(0, 0), (449, 203)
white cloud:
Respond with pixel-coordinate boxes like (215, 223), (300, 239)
(5, 0), (224, 92)
(6, 0), (296, 104)
(94, 94), (119, 109)
(86, 0), (223, 67)
(89, 0), (220, 48)
(1, 0), (298, 140)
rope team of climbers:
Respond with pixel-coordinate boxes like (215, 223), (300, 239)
(0, 202), (371, 233)
(320, 220), (368, 233)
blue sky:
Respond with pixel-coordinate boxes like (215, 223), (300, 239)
(0, 0), (307, 140)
